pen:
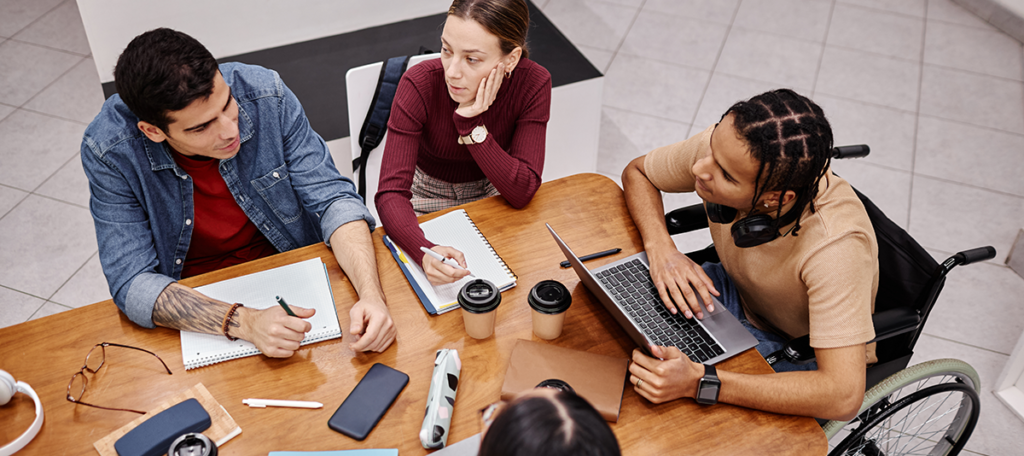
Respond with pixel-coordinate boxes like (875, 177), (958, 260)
(560, 248), (622, 268)
(243, 398), (323, 409)
(420, 247), (475, 278)
(275, 295), (297, 317)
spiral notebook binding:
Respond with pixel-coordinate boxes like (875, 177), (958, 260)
(460, 211), (517, 281)
(184, 328), (339, 370)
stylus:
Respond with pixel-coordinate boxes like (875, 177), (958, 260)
(560, 248), (621, 268)
(420, 247), (476, 278)
(243, 399), (323, 409)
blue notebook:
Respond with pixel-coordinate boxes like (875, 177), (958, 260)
(383, 209), (516, 315)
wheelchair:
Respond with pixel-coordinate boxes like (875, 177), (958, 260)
(662, 145), (996, 456)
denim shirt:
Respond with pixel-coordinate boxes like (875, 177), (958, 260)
(82, 62), (374, 328)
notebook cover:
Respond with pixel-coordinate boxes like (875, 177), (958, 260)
(382, 235), (441, 315)
(500, 339), (628, 422)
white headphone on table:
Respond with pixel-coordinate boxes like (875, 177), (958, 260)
(0, 370), (44, 456)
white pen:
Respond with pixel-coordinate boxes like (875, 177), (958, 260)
(420, 247), (475, 278)
(243, 398), (323, 409)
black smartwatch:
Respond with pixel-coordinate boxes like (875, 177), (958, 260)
(695, 364), (720, 405)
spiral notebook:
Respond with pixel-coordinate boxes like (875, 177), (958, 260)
(180, 258), (341, 370)
(384, 209), (517, 315)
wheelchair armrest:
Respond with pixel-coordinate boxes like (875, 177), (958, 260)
(665, 204), (709, 236)
(776, 308), (922, 365)
(867, 308), (921, 344)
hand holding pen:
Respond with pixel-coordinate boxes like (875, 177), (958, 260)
(421, 246), (475, 285)
(243, 295), (314, 358)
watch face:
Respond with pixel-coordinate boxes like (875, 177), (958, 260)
(697, 383), (718, 401)
(471, 126), (487, 143)
(697, 378), (720, 404)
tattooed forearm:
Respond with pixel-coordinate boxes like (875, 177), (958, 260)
(153, 283), (233, 335)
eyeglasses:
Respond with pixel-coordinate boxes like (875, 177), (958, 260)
(479, 400), (508, 431)
(66, 342), (173, 414)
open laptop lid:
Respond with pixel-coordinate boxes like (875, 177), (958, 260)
(545, 223), (658, 353)
(546, 223), (758, 364)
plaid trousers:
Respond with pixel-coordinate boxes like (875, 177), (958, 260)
(410, 167), (501, 216)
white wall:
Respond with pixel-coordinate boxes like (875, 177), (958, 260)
(77, 0), (451, 83)
(996, 0), (1024, 16)
(954, 0), (1024, 43)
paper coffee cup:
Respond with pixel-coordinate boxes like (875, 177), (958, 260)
(528, 280), (571, 340)
(458, 279), (501, 339)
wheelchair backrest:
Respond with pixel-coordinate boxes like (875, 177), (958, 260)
(853, 187), (944, 361)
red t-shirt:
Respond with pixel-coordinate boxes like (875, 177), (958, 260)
(172, 152), (278, 278)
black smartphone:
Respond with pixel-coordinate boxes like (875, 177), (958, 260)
(328, 363), (409, 440)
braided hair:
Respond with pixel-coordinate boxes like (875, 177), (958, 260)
(722, 89), (833, 236)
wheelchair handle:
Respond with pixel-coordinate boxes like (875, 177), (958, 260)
(832, 145), (870, 159)
(955, 246), (996, 265)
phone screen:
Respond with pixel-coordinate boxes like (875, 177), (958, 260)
(327, 363), (409, 440)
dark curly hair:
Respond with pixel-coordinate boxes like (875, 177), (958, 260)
(113, 28), (219, 132)
(722, 89), (834, 236)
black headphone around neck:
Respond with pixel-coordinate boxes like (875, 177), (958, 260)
(705, 202), (783, 248)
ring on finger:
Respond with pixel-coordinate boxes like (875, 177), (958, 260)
(636, 378), (644, 389)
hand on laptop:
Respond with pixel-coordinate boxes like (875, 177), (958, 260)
(647, 249), (718, 319)
(629, 345), (702, 404)
(423, 245), (472, 285)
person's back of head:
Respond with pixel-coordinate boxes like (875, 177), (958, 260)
(479, 390), (621, 456)
(113, 28), (219, 132)
(723, 89), (834, 235)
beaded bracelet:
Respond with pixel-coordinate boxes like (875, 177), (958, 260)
(222, 303), (244, 341)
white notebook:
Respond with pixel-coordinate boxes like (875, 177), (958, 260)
(180, 258), (341, 370)
(383, 209), (517, 315)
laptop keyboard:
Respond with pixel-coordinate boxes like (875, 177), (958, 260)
(596, 259), (725, 363)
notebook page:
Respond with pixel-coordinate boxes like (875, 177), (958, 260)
(421, 210), (516, 293)
(180, 258), (341, 369)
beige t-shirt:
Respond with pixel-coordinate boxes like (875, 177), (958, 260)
(644, 125), (879, 363)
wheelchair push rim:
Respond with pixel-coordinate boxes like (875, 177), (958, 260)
(823, 358), (981, 456)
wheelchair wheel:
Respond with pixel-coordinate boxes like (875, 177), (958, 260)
(822, 358), (981, 456)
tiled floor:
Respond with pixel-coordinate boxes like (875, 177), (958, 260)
(0, 0), (1022, 453)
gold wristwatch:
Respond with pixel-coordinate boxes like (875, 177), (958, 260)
(458, 125), (489, 145)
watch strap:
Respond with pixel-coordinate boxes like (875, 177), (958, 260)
(704, 363), (718, 379)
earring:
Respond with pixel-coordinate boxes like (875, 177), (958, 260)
(764, 201), (770, 208)
(504, 71), (511, 79)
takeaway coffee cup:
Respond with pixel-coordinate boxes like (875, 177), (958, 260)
(528, 280), (572, 340)
(458, 279), (501, 339)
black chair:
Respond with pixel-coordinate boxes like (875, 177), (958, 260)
(663, 145), (995, 456)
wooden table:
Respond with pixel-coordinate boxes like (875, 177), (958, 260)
(0, 174), (826, 455)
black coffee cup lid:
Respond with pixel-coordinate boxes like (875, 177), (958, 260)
(536, 378), (575, 394)
(528, 280), (571, 314)
(458, 279), (501, 313)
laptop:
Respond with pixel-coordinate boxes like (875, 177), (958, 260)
(547, 223), (757, 364)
